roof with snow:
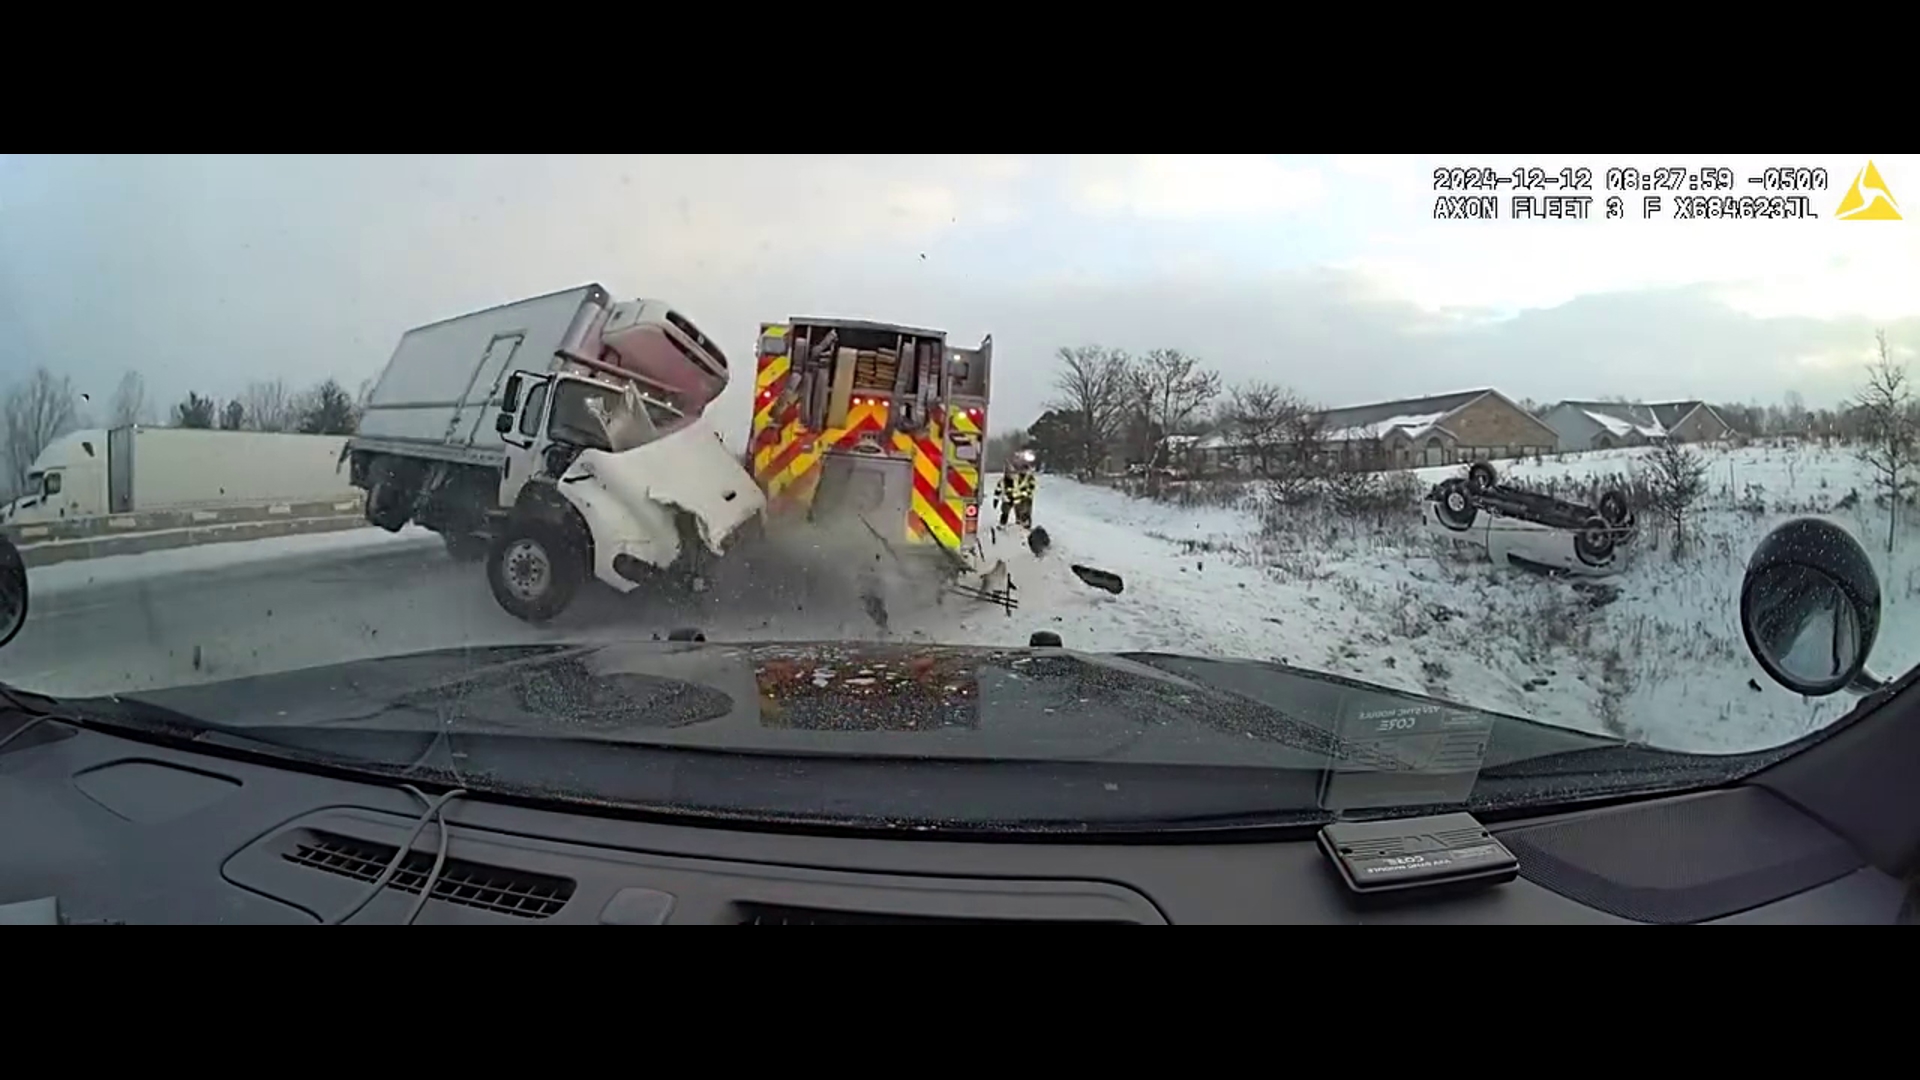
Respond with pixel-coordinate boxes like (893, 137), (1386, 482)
(1555, 399), (1717, 440)
(1557, 401), (1666, 439)
(1647, 400), (1711, 429)
(1313, 389), (1490, 444)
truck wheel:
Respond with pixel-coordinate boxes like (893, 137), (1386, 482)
(442, 531), (488, 563)
(364, 457), (416, 533)
(487, 518), (586, 623)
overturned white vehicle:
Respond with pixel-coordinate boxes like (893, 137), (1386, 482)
(1424, 461), (1637, 576)
(347, 284), (764, 623)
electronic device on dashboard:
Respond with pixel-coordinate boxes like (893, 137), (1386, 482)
(1318, 813), (1520, 898)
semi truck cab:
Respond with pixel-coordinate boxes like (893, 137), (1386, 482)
(6, 433), (103, 524)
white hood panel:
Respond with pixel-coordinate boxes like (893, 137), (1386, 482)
(564, 417), (765, 589)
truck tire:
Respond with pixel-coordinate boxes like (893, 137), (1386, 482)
(442, 531), (488, 563)
(487, 517), (586, 623)
(365, 457), (417, 533)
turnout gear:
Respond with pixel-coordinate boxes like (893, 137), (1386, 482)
(995, 470), (1037, 528)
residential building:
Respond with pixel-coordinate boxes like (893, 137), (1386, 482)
(1314, 389), (1558, 469)
(1541, 400), (1735, 452)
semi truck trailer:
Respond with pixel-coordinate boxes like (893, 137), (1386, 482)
(2, 427), (358, 526)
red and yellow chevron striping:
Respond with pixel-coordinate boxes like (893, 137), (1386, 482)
(748, 333), (986, 554)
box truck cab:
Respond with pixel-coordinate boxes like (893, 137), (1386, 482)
(346, 284), (765, 624)
(476, 367), (761, 621)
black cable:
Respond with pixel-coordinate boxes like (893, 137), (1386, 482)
(0, 713), (50, 754)
(5, 688), (471, 926)
(326, 784), (466, 925)
(402, 786), (462, 926)
(0, 683), (95, 755)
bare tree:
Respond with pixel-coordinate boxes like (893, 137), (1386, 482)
(220, 400), (246, 430)
(108, 371), (153, 427)
(1220, 380), (1309, 476)
(1782, 389), (1807, 435)
(1647, 439), (1709, 558)
(1853, 330), (1918, 553)
(1047, 345), (1131, 480)
(1127, 348), (1221, 467)
(2, 368), (81, 494)
(241, 378), (297, 432)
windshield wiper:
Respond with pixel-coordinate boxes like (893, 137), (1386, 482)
(0, 681), (413, 767)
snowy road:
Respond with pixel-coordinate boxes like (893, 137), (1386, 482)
(0, 519), (1061, 699)
(1, 529), (474, 697)
(3, 441), (1912, 757)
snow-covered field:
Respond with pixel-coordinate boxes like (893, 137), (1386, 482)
(7, 440), (1912, 757)
(935, 442), (1914, 754)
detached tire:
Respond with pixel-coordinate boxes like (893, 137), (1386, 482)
(1434, 479), (1478, 531)
(442, 531), (488, 563)
(1574, 514), (1616, 567)
(487, 517), (587, 624)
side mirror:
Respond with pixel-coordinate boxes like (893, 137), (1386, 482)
(0, 534), (27, 650)
(495, 412), (515, 435)
(501, 373), (524, 413)
(1740, 517), (1882, 697)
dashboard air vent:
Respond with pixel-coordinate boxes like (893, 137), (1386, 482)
(284, 831), (574, 919)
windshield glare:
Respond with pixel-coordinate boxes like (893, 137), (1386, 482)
(1, 153), (1915, 827)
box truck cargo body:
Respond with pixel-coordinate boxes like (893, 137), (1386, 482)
(3, 427), (357, 526)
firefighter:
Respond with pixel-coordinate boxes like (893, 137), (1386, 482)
(996, 450), (1038, 528)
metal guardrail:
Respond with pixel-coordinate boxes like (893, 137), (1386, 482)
(2, 494), (365, 546)
(7, 495), (372, 568)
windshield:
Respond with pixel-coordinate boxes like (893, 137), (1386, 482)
(1, 154), (1915, 829)
(547, 378), (658, 453)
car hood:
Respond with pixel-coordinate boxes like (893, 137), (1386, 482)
(110, 640), (1620, 770)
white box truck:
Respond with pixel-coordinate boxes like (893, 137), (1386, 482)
(2, 427), (359, 526)
(346, 283), (765, 623)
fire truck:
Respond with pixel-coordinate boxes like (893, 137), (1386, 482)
(748, 317), (992, 579)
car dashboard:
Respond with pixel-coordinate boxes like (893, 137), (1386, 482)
(2, 711), (1913, 925)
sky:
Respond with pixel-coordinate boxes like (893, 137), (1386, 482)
(1, 153), (1915, 438)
